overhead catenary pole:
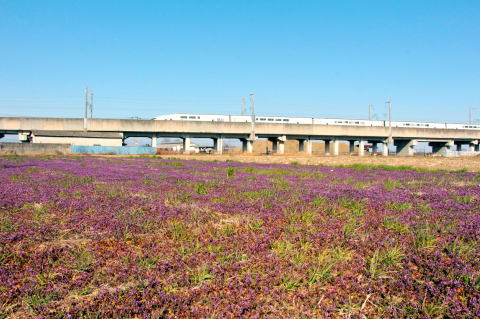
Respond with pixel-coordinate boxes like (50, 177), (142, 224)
(90, 92), (94, 118)
(469, 107), (475, 124)
(386, 99), (392, 143)
(84, 87), (89, 130)
(241, 97), (245, 116)
(368, 104), (373, 121)
(250, 93), (255, 139)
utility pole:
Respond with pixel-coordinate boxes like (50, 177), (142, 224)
(84, 87), (89, 130)
(368, 104), (373, 121)
(469, 107), (475, 124)
(386, 99), (392, 143)
(250, 93), (255, 139)
(241, 97), (245, 116)
(89, 91), (94, 118)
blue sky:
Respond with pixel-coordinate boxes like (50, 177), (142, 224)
(0, 0), (479, 123)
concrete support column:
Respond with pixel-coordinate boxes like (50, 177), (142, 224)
(213, 136), (223, 154)
(372, 143), (378, 154)
(18, 132), (30, 143)
(241, 139), (253, 153)
(278, 140), (285, 154)
(151, 134), (157, 148)
(475, 144), (480, 152)
(348, 140), (355, 154)
(298, 139), (305, 152)
(325, 140), (331, 155)
(358, 140), (366, 156)
(395, 139), (417, 156)
(469, 143), (475, 153)
(305, 139), (313, 155)
(330, 139), (339, 155)
(182, 136), (191, 154)
(277, 135), (286, 155)
(429, 141), (452, 156)
(246, 139), (253, 153)
(382, 142), (389, 156)
(270, 139), (278, 153)
(298, 139), (313, 155)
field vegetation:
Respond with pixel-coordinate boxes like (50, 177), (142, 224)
(0, 156), (479, 318)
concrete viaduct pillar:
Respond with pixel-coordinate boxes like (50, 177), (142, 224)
(151, 134), (157, 148)
(470, 141), (480, 152)
(358, 140), (366, 156)
(270, 138), (278, 153)
(213, 136), (223, 154)
(348, 140), (355, 154)
(298, 139), (305, 152)
(277, 136), (286, 154)
(429, 140), (453, 156)
(18, 132), (30, 143)
(382, 142), (389, 156)
(395, 139), (417, 156)
(298, 139), (313, 155)
(241, 139), (253, 153)
(325, 140), (330, 155)
(329, 139), (339, 156)
(182, 136), (191, 154)
(454, 142), (463, 151)
(269, 136), (286, 154)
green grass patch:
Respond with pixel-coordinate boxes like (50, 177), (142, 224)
(383, 179), (404, 191)
(454, 194), (477, 204)
(241, 167), (293, 175)
(226, 167), (236, 177)
(367, 246), (404, 279)
(383, 216), (410, 233)
(339, 197), (364, 217)
(242, 189), (275, 199)
(156, 161), (185, 167)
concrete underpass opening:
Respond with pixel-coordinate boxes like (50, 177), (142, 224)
(0, 134), (20, 143)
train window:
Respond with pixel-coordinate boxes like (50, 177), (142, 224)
(189, 116), (196, 119)
(276, 119), (282, 122)
(355, 122), (359, 124)
(180, 116), (187, 119)
(426, 124), (429, 127)
(259, 118), (266, 121)
(268, 118), (274, 121)
(283, 119), (289, 122)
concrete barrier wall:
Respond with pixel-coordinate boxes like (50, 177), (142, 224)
(0, 143), (157, 155)
(71, 145), (156, 155)
(33, 136), (123, 146)
(0, 142), (71, 155)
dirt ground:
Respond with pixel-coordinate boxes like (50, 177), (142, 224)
(168, 153), (480, 172)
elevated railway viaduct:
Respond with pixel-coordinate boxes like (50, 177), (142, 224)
(1, 117), (479, 156)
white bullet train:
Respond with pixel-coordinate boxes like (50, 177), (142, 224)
(153, 113), (480, 130)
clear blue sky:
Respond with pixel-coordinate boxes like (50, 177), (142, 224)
(0, 0), (479, 123)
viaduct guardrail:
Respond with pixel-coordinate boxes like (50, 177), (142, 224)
(1, 117), (479, 156)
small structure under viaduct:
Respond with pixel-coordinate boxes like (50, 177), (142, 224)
(1, 117), (480, 156)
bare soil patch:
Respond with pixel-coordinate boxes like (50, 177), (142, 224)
(170, 153), (480, 172)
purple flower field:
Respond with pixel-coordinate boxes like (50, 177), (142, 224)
(0, 156), (479, 318)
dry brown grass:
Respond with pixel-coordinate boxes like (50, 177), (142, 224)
(169, 153), (480, 172)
